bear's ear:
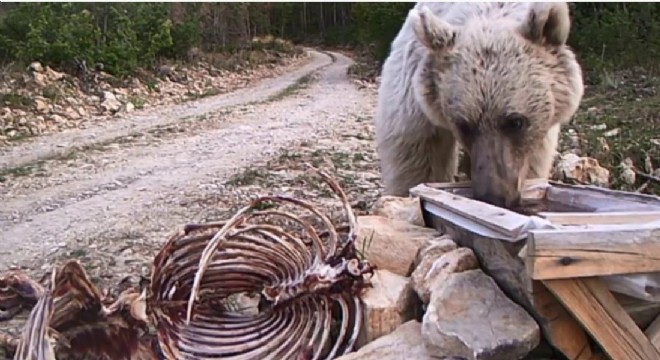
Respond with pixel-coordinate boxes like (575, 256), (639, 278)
(411, 6), (456, 52)
(519, 2), (571, 46)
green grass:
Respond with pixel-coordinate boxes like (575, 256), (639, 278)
(0, 91), (34, 109)
(128, 95), (147, 109)
(266, 73), (315, 102)
(225, 168), (272, 186)
(0, 160), (47, 181)
(186, 87), (222, 100)
(42, 84), (61, 101)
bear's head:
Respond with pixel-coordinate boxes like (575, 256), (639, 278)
(412, 3), (584, 208)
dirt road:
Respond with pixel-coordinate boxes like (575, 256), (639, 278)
(0, 49), (380, 282)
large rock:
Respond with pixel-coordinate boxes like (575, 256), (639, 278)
(371, 196), (424, 227)
(356, 215), (441, 276)
(413, 235), (458, 269)
(359, 270), (418, 345)
(412, 246), (479, 305)
(101, 91), (122, 113)
(336, 321), (436, 360)
(423, 270), (540, 360)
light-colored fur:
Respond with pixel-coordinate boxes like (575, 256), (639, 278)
(375, 2), (584, 203)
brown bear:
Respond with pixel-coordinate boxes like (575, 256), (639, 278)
(374, 2), (584, 208)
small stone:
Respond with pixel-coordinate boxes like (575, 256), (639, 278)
(597, 136), (609, 152)
(66, 96), (79, 106)
(359, 269), (418, 346)
(64, 107), (80, 120)
(124, 102), (135, 112)
(620, 168), (636, 185)
(554, 153), (609, 187)
(603, 128), (621, 137)
(114, 88), (129, 96)
(34, 98), (50, 113)
(50, 114), (66, 124)
(371, 196), (424, 226)
(335, 321), (435, 360)
(102, 91), (117, 102)
(422, 270), (540, 360)
(45, 66), (65, 81)
(28, 61), (43, 73)
(31, 72), (47, 86)
(412, 246), (479, 305)
(356, 215), (441, 276)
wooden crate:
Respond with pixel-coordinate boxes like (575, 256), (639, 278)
(411, 180), (660, 360)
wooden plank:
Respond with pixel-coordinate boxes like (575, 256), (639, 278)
(528, 280), (593, 360)
(646, 313), (660, 353)
(411, 184), (531, 238)
(539, 211), (660, 225)
(546, 184), (660, 212)
(527, 225), (660, 280)
(544, 277), (660, 360)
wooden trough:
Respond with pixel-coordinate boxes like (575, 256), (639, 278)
(411, 180), (660, 360)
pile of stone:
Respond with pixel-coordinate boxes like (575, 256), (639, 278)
(336, 196), (542, 360)
(0, 49), (308, 143)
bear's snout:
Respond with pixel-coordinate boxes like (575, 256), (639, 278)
(470, 138), (524, 210)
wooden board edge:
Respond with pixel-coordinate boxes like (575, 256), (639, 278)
(538, 211), (660, 226)
(527, 225), (660, 280)
(411, 184), (531, 238)
(548, 181), (660, 205)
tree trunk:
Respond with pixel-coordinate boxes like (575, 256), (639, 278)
(319, 3), (325, 34)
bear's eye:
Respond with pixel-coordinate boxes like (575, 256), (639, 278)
(500, 113), (529, 134)
(456, 121), (474, 139)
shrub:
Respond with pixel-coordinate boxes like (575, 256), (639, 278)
(0, 3), (173, 77)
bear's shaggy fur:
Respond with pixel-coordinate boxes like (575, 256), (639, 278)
(374, 2), (584, 207)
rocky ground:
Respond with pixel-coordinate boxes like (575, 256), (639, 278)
(0, 44), (658, 358)
(0, 39), (309, 145)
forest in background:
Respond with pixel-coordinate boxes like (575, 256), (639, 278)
(0, 2), (659, 81)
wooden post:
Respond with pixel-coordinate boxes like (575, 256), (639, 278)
(528, 280), (593, 360)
